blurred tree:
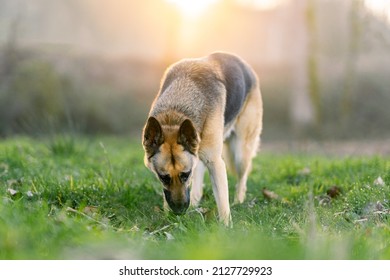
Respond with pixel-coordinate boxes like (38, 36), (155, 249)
(306, 0), (321, 127)
(289, 0), (316, 138)
(289, 0), (322, 138)
(1, 14), (21, 78)
(3, 60), (65, 134)
(342, 0), (362, 125)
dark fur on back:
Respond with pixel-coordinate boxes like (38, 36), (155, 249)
(208, 52), (257, 125)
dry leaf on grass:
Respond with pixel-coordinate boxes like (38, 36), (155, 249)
(298, 167), (311, 176)
(7, 188), (18, 196)
(262, 188), (279, 200)
(83, 206), (99, 215)
(26, 190), (34, 198)
(326, 185), (342, 198)
(164, 232), (175, 240)
(154, 205), (163, 213)
(374, 176), (385, 186)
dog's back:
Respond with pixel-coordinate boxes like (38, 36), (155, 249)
(150, 52), (258, 131)
(207, 52), (258, 126)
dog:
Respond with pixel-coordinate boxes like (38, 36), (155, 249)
(142, 52), (263, 226)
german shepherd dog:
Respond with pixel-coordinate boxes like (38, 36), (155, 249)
(142, 52), (263, 226)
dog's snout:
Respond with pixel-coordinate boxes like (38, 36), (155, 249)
(164, 188), (190, 215)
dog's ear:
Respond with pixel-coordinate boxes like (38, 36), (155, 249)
(143, 116), (164, 157)
(178, 119), (199, 154)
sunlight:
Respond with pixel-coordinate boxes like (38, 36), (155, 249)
(364, 0), (390, 23)
(166, 0), (220, 18)
(166, 0), (288, 19)
(235, 0), (288, 10)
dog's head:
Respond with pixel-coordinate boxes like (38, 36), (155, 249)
(142, 116), (199, 215)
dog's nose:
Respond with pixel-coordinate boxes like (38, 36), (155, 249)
(164, 188), (190, 215)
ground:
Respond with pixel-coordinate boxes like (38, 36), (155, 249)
(0, 136), (389, 259)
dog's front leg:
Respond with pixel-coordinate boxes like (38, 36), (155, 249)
(203, 156), (232, 227)
(191, 160), (206, 207)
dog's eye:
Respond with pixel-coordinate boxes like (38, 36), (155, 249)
(179, 171), (191, 182)
(158, 173), (171, 185)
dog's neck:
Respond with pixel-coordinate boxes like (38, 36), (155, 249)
(154, 110), (187, 128)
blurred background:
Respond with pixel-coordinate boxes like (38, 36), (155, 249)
(0, 0), (389, 142)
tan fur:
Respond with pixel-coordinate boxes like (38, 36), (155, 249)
(142, 52), (263, 227)
(230, 86), (263, 203)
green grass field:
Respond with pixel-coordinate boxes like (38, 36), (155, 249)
(0, 136), (389, 259)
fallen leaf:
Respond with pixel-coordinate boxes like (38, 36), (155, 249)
(83, 206), (99, 215)
(316, 194), (331, 206)
(130, 225), (140, 232)
(298, 167), (311, 176)
(7, 188), (22, 200)
(26, 190), (34, 198)
(7, 188), (18, 196)
(164, 232), (175, 240)
(262, 188), (279, 200)
(326, 185), (342, 198)
(374, 176), (385, 186)
(354, 218), (368, 223)
(248, 198), (257, 208)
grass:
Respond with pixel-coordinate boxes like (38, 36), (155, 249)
(0, 136), (389, 259)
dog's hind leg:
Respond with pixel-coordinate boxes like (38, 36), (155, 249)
(232, 86), (263, 204)
(190, 160), (206, 207)
(223, 138), (236, 175)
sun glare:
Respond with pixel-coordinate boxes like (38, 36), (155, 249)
(167, 0), (219, 18)
(364, 0), (390, 24)
(236, 0), (288, 11)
